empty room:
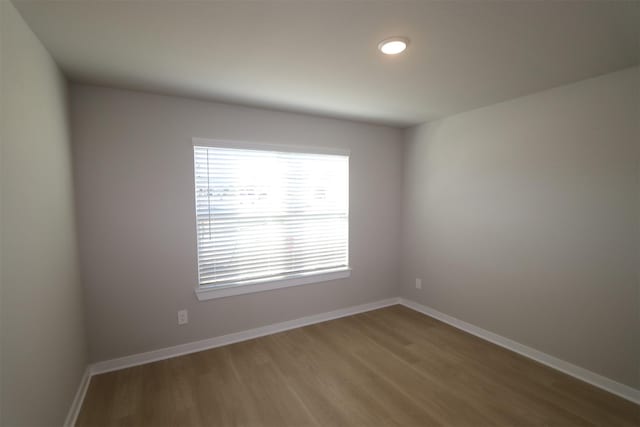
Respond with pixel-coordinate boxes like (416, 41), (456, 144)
(1, 0), (639, 426)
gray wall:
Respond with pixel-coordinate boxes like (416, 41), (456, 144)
(70, 84), (404, 362)
(0, 2), (88, 425)
(401, 67), (640, 388)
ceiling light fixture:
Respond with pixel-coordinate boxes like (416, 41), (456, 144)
(378, 37), (408, 55)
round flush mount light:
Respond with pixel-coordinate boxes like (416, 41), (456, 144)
(378, 37), (409, 55)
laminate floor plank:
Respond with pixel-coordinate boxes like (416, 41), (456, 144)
(76, 305), (639, 426)
(297, 324), (442, 426)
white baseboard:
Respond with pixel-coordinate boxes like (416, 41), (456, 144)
(90, 297), (401, 375)
(399, 297), (640, 405)
(64, 366), (91, 427)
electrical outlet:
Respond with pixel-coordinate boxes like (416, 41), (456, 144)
(177, 309), (188, 325)
(415, 278), (422, 290)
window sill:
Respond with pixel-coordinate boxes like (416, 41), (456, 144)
(194, 268), (351, 301)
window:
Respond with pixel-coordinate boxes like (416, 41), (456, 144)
(193, 139), (350, 300)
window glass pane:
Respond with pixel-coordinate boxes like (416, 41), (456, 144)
(194, 145), (349, 287)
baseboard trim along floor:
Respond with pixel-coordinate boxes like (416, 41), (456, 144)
(64, 367), (91, 427)
(398, 298), (639, 405)
(90, 297), (401, 375)
(66, 295), (638, 423)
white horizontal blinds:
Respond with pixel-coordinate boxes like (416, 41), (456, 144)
(194, 145), (349, 287)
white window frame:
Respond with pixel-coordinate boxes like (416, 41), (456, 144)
(192, 138), (351, 301)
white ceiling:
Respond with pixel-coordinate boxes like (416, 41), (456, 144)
(13, 0), (640, 127)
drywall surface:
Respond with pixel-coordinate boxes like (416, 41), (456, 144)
(401, 67), (640, 388)
(0, 2), (88, 425)
(70, 85), (404, 362)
